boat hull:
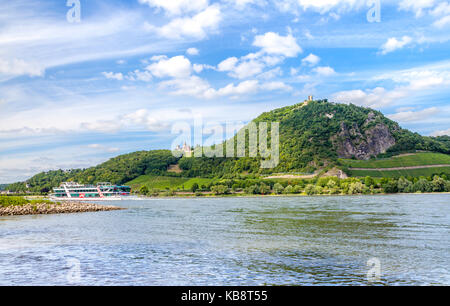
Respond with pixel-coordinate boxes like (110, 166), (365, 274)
(50, 196), (124, 201)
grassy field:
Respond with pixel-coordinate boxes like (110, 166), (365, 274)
(340, 153), (450, 169)
(0, 196), (54, 207)
(348, 166), (450, 178)
(126, 175), (212, 191)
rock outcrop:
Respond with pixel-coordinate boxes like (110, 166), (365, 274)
(332, 115), (396, 160)
(0, 201), (125, 216)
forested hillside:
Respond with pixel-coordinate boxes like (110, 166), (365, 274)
(7, 150), (178, 193)
(6, 100), (450, 192)
(177, 100), (450, 177)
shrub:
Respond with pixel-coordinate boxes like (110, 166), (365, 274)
(191, 183), (199, 193)
(283, 185), (294, 194)
(139, 185), (149, 195)
(273, 183), (285, 194)
(413, 179), (432, 193)
(305, 184), (316, 195)
(432, 176), (446, 192)
(211, 185), (230, 195)
(259, 183), (271, 195)
(397, 178), (413, 193)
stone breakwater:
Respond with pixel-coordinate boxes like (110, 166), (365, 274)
(0, 201), (125, 216)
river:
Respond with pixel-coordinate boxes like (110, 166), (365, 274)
(0, 194), (449, 285)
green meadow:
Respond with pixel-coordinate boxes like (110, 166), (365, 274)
(126, 175), (212, 191)
(348, 166), (450, 178)
(340, 153), (450, 169)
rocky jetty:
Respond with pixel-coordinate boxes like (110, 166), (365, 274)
(0, 201), (125, 216)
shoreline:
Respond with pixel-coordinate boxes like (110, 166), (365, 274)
(133, 191), (450, 199)
(0, 201), (125, 216)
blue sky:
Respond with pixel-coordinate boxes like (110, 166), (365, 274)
(1, 0), (450, 183)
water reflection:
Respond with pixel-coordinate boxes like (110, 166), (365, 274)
(0, 194), (448, 285)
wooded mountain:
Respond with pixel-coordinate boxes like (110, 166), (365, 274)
(7, 100), (450, 192)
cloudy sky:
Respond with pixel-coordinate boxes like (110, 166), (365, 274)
(1, 0), (450, 183)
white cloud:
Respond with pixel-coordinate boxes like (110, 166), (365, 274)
(122, 109), (170, 131)
(380, 36), (413, 55)
(217, 56), (264, 79)
(0, 58), (44, 77)
(193, 64), (204, 73)
(146, 55), (192, 78)
(332, 65), (450, 108)
(81, 120), (122, 133)
(388, 107), (440, 122)
(433, 15), (450, 28)
(216, 80), (260, 96)
(231, 0), (259, 9)
(257, 67), (283, 79)
(430, 1), (450, 16)
(186, 47), (200, 55)
(216, 32), (300, 80)
(276, 0), (367, 15)
(217, 57), (239, 71)
(253, 32), (302, 57)
(87, 144), (120, 153)
(102, 71), (124, 80)
(138, 0), (209, 15)
(302, 53), (320, 66)
(230, 60), (265, 79)
(313, 66), (336, 76)
(431, 128), (450, 136)
(159, 75), (215, 98)
(398, 0), (450, 28)
(145, 5), (222, 39)
(127, 69), (153, 82)
(398, 0), (436, 17)
(262, 81), (293, 91)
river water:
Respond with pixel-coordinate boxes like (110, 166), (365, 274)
(0, 194), (449, 285)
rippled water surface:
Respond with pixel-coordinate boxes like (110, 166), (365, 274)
(0, 194), (449, 285)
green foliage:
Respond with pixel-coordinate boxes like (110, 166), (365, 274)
(348, 167), (450, 178)
(413, 179), (433, 193)
(8, 150), (178, 193)
(210, 185), (230, 195)
(139, 185), (149, 195)
(273, 183), (285, 194)
(191, 183), (199, 193)
(340, 153), (450, 169)
(7, 100), (450, 192)
(0, 196), (54, 207)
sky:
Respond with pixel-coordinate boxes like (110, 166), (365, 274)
(0, 0), (450, 183)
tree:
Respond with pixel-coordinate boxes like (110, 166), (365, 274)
(432, 176), (446, 192)
(259, 183), (271, 195)
(326, 180), (337, 189)
(364, 176), (375, 187)
(382, 179), (398, 193)
(397, 177), (412, 193)
(305, 184), (316, 195)
(273, 183), (285, 194)
(191, 183), (199, 193)
(283, 185), (294, 194)
(348, 182), (366, 195)
(211, 185), (230, 195)
(139, 185), (149, 195)
(413, 179), (432, 193)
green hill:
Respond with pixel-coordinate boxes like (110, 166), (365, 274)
(6, 99), (450, 192)
(176, 100), (450, 177)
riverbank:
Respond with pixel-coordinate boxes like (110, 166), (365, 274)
(134, 191), (450, 199)
(0, 201), (125, 216)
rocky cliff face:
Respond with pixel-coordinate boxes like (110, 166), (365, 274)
(331, 112), (396, 160)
